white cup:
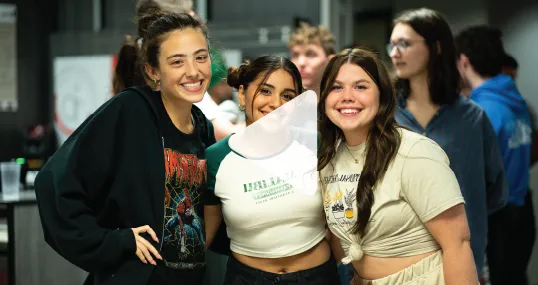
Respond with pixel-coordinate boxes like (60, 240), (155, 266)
(1, 162), (21, 200)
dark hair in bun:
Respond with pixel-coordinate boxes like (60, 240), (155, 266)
(112, 5), (209, 93)
(227, 60), (251, 90)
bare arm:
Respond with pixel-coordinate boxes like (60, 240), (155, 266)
(425, 204), (477, 285)
(204, 204), (223, 249)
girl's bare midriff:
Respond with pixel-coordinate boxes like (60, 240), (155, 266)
(232, 239), (331, 274)
(352, 250), (438, 280)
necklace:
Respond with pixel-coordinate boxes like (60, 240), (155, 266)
(345, 145), (359, 164)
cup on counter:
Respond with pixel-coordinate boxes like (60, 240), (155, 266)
(1, 161), (21, 200)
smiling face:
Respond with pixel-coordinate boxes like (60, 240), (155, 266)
(145, 28), (211, 103)
(324, 63), (380, 144)
(238, 68), (298, 126)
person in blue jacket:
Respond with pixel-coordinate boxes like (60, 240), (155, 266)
(456, 25), (532, 285)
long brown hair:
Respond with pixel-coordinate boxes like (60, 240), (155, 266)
(318, 48), (401, 237)
(392, 8), (460, 105)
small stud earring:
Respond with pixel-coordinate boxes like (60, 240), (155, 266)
(238, 105), (245, 111)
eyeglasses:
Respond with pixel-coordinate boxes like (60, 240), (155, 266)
(386, 39), (424, 56)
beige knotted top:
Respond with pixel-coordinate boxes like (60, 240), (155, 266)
(320, 129), (465, 264)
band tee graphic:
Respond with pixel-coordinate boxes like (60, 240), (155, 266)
(162, 149), (207, 269)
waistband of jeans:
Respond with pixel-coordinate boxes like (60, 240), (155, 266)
(228, 254), (335, 280)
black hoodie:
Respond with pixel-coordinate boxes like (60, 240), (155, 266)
(35, 86), (215, 285)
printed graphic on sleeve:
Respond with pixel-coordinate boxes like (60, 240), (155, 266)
(162, 149), (207, 269)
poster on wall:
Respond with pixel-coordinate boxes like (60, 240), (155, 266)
(53, 55), (116, 145)
(0, 4), (17, 112)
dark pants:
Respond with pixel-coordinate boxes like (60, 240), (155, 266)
(223, 255), (341, 285)
(487, 191), (536, 285)
(147, 262), (206, 285)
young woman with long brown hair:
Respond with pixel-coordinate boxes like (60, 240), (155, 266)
(318, 48), (477, 284)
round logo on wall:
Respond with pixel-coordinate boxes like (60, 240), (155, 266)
(54, 66), (95, 136)
(52, 56), (115, 145)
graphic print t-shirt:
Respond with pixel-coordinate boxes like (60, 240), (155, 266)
(148, 92), (215, 284)
(319, 129), (464, 262)
(205, 136), (326, 258)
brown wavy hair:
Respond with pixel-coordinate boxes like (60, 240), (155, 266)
(318, 48), (401, 237)
(393, 8), (460, 105)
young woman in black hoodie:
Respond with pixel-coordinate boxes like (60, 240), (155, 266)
(35, 9), (215, 285)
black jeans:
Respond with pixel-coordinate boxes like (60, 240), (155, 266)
(223, 255), (341, 285)
(147, 262), (206, 285)
(487, 190), (536, 285)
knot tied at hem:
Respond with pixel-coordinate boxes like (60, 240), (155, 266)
(341, 242), (364, 264)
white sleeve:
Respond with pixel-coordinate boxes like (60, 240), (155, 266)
(194, 92), (220, 121)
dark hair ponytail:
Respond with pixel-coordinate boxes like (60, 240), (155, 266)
(112, 36), (145, 94)
(112, 2), (160, 94)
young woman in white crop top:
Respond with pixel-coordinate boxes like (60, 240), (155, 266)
(318, 48), (478, 285)
(205, 56), (340, 285)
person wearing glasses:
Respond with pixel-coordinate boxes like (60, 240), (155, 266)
(387, 8), (508, 280)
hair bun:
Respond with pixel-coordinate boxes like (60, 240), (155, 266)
(136, 7), (167, 40)
(227, 60), (250, 89)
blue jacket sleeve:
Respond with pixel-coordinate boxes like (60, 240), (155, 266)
(474, 99), (504, 136)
